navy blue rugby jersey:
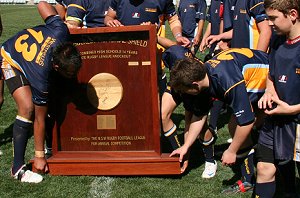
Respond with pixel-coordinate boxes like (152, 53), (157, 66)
(223, 0), (237, 31)
(162, 45), (193, 69)
(178, 0), (207, 40)
(66, 0), (111, 27)
(206, 0), (222, 34)
(206, 0), (222, 53)
(109, 0), (176, 25)
(205, 48), (269, 125)
(269, 35), (300, 116)
(230, 0), (268, 48)
(56, 0), (72, 7)
(179, 88), (212, 117)
(0, 15), (69, 105)
(163, 45), (211, 116)
(166, 85), (212, 117)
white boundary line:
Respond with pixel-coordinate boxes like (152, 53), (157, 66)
(89, 176), (114, 198)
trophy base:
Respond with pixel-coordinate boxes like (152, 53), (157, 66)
(31, 152), (181, 175)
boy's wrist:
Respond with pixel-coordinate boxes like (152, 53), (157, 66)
(35, 150), (45, 158)
(175, 33), (182, 38)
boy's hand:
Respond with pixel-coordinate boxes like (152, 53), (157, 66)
(34, 157), (49, 173)
(169, 145), (189, 163)
(106, 19), (123, 27)
(205, 34), (222, 48)
(221, 148), (236, 166)
(176, 36), (190, 47)
(258, 91), (274, 110)
(264, 97), (293, 115)
(169, 145), (190, 173)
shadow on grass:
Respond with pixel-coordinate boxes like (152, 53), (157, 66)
(0, 123), (13, 147)
(160, 107), (246, 182)
(0, 123), (34, 147)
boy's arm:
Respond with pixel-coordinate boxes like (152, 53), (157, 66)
(33, 104), (49, 172)
(167, 15), (190, 47)
(199, 22), (211, 52)
(258, 74), (279, 110)
(157, 36), (176, 49)
(221, 122), (254, 165)
(256, 20), (272, 52)
(205, 29), (233, 48)
(104, 8), (123, 27)
(268, 98), (300, 116)
(37, 1), (58, 21)
(193, 19), (205, 45)
(170, 114), (207, 162)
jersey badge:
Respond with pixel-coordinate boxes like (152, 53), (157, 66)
(278, 75), (287, 83)
(132, 12), (140, 18)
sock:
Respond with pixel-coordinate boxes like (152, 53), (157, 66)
(278, 160), (296, 195)
(202, 137), (215, 163)
(164, 124), (181, 150)
(240, 150), (255, 184)
(12, 115), (32, 175)
(254, 181), (276, 198)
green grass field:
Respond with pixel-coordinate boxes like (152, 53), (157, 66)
(0, 4), (295, 198)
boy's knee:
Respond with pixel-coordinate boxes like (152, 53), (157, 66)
(256, 162), (276, 182)
(18, 104), (34, 119)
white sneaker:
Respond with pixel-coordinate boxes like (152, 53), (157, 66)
(227, 138), (233, 143)
(13, 165), (43, 183)
(201, 161), (217, 178)
(44, 147), (52, 158)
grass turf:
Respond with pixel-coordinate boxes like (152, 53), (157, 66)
(0, 4), (296, 198)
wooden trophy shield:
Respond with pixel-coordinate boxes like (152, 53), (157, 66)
(45, 26), (180, 175)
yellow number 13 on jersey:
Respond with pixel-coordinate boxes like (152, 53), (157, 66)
(14, 28), (44, 62)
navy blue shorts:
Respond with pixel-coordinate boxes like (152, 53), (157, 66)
(5, 68), (29, 94)
(258, 115), (298, 161)
(256, 143), (274, 163)
(2, 64), (46, 106)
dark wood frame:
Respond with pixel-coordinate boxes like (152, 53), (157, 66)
(38, 25), (180, 175)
